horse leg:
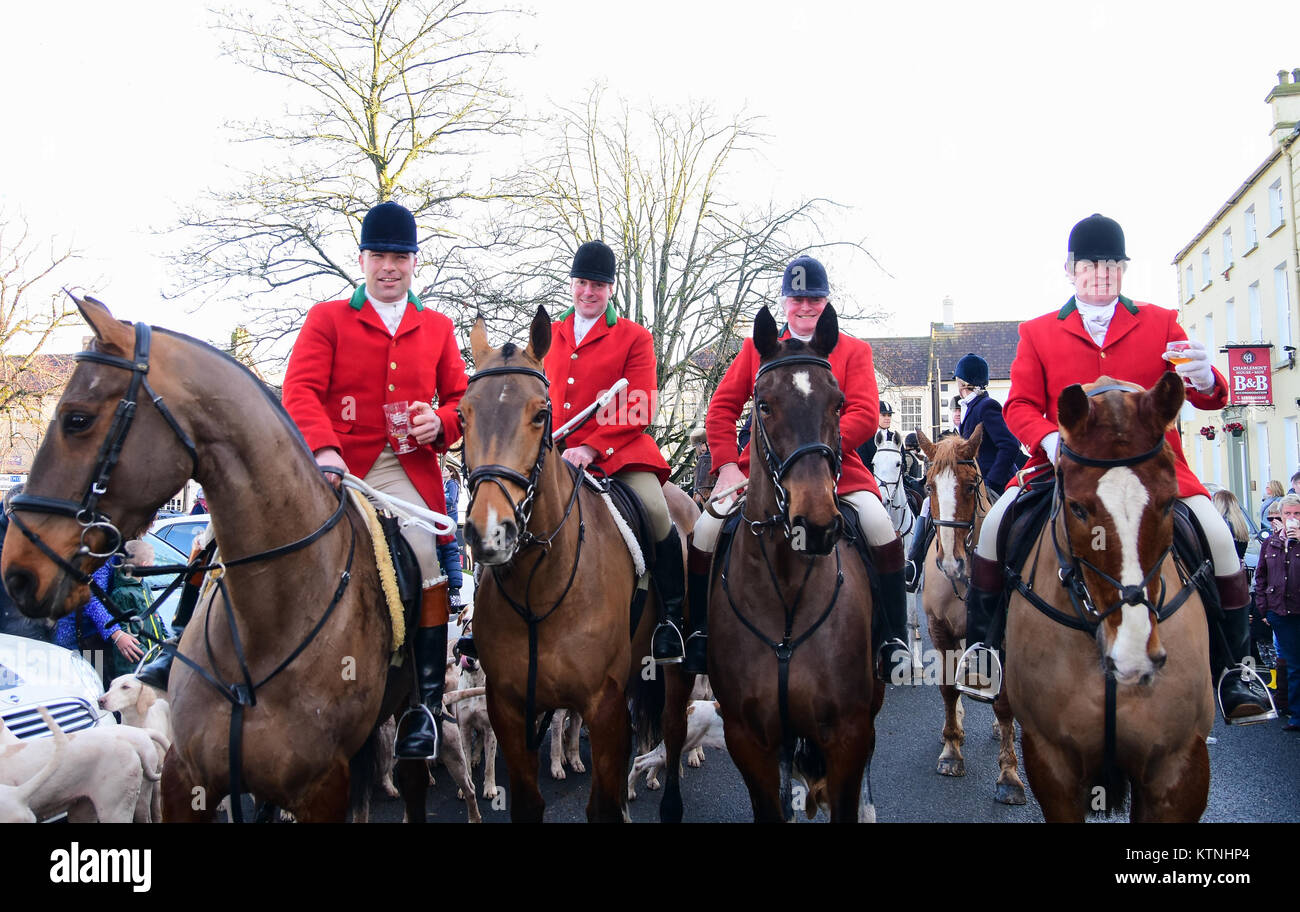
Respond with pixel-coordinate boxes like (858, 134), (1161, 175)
(1020, 729), (1087, 822)
(291, 757), (351, 823)
(486, 690), (544, 823)
(1130, 738), (1210, 822)
(659, 665), (694, 823)
(583, 678), (631, 823)
(823, 726), (873, 823)
(395, 758), (431, 822)
(160, 750), (215, 823)
(930, 620), (966, 777)
(991, 692), (1026, 805)
(724, 723), (784, 823)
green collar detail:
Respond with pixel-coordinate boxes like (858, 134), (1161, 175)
(349, 284), (424, 311)
(557, 302), (617, 326)
(1057, 294), (1136, 319)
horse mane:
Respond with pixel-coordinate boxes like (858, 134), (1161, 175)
(151, 326), (317, 461)
(926, 433), (974, 475)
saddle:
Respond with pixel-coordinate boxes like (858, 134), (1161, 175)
(375, 512), (423, 630)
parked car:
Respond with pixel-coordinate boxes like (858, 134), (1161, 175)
(138, 530), (189, 633)
(148, 514), (210, 558)
(0, 632), (116, 740)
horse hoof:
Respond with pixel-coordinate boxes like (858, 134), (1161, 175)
(936, 757), (966, 777)
(995, 782), (1027, 806)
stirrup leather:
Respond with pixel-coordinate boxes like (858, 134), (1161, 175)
(954, 642), (1002, 703)
(1216, 664), (1279, 726)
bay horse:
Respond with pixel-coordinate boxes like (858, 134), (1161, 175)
(1005, 374), (1212, 821)
(1, 296), (430, 822)
(458, 308), (694, 822)
(707, 305), (881, 822)
(914, 428), (1025, 804)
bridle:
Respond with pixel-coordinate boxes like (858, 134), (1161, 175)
(6, 323), (199, 592)
(747, 354), (843, 538)
(872, 438), (915, 537)
(928, 456), (986, 597)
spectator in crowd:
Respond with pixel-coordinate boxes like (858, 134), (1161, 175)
(1213, 489), (1252, 561)
(53, 562), (144, 688)
(1266, 499), (1283, 534)
(190, 490), (208, 515)
(1, 485), (53, 642)
(1253, 493), (1300, 730)
(1289, 471), (1300, 495)
(1261, 480), (1285, 526)
(440, 462), (464, 609)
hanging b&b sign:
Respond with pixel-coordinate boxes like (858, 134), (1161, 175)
(1226, 345), (1272, 406)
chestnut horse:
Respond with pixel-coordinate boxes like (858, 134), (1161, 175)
(914, 428), (1025, 805)
(1, 296), (430, 822)
(459, 308), (694, 822)
(707, 305), (881, 822)
(1005, 375), (1212, 821)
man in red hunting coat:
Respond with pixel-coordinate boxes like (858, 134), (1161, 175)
(687, 255), (912, 683)
(956, 213), (1274, 724)
(282, 200), (470, 760)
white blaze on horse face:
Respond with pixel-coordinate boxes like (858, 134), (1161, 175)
(935, 468), (959, 573)
(484, 505), (508, 556)
(1095, 466), (1153, 682)
(792, 371), (812, 397)
(497, 381), (511, 404)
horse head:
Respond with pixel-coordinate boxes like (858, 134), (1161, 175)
(2, 296), (197, 620)
(871, 430), (904, 487)
(749, 304), (843, 555)
(916, 425), (984, 580)
(1055, 372), (1185, 686)
(460, 306), (554, 565)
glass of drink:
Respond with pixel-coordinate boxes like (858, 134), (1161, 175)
(1164, 340), (1194, 386)
(383, 401), (416, 454)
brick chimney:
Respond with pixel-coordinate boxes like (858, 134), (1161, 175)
(1266, 68), (1300, 149)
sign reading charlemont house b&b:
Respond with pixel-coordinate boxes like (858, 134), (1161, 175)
(1225, 345), (1273, 406)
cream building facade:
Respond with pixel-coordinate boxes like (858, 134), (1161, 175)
(1173, 69), (1300, 518)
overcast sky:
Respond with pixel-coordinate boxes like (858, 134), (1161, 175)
(3, 0), (1298, 359)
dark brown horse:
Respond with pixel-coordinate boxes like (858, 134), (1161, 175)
(914, 428), (1025, 804)
(706, 305), (881, 822)
(1005, 374), (1212, 821)
(1, 296), (431, 822)
(459, 308), (694, 822)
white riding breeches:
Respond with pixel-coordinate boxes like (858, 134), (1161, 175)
(693, 488), (896, 553)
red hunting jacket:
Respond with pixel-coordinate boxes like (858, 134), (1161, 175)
(1005, 296), (1226, 497)
(282, 287), (469, 524)
(544, 312), (671, 484)
(706, 330), (882, 500)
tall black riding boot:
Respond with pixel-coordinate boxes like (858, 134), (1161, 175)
(905, 514), (931, 593)
(955, 554), (1005, 703)
(1212, 570), (1277, 725)
(683, 541), (712, 675)
(871, 538), (913, 685)
(135, 628), (182, 691)
(396, 582), (450, 759)
(650, 527), (687, 665)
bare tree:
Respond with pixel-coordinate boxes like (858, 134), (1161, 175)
(469, 87), (882, 482)
(166, 0), (527, 363)
(0, 212), (81, 471)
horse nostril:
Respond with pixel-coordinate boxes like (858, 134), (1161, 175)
(3, 570), (37, 611)
(1151, 649), (1168, 670)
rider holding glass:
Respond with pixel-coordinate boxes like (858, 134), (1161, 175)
(956, 213), (1274, 724)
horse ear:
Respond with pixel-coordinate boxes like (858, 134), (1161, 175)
(74, 293), (132, 356)
(916, 429), (936, 461)
(1057, 383), (1091, 438)
(963, 422), (984, 456)
(469, 316), (492, 368)
(525, 304), (551, 362)
(875, 430), (885, 445)
(810, 303), (839, 358)
(753, 307), (780, 360)
(1146, 370), (1186, 432)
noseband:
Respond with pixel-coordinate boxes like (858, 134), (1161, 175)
(749, 355), (843, 537)
(6, 322), (199, 584)
(928, 457), (985, 595)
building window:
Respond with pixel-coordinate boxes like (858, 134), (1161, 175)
(900, 396), (922, 433)
(1184, 265), (1194, 301)
(1222, 228), (1233, 268)
(1277, 264), (1293, 347)
(1257, 424), (1270, 515)
(1270, 180), (1285, 231)
(1203, 314), (1214, 353)
(1245, 205), (1257, 248)
(1201, 249), (1212, 287)
(1249, 281), (1262, 340)
(1225, 298), (1235, 343)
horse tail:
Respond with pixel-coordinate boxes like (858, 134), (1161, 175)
(793, 739), (829, 820)
(629, 663), (666, 751)
(348, 725), (382, 823)
(1089, 768), (1130, 819)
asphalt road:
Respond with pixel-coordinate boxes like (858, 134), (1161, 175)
(370, 608), (1299, 823)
